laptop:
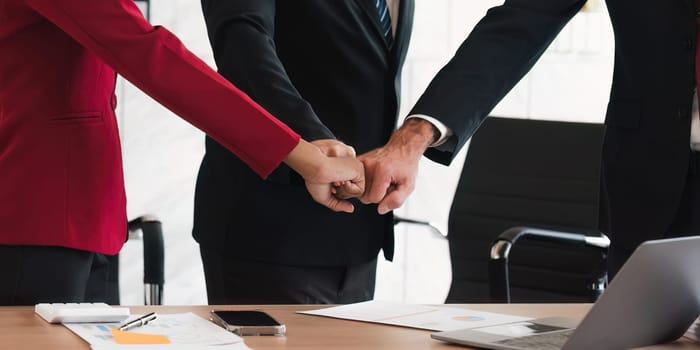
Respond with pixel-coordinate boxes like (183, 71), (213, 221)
(431, 236), (700, 350)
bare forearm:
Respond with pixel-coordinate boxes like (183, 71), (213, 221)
(386, 118), (438, 159)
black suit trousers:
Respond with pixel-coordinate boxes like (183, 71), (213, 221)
(0, 245), (111, 305)
(200, 245), (377, 305)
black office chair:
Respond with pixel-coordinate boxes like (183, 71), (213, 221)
(393, 217), (445, 237)
(133, 0), (151, 21)
(445, 117), (609, 303)
(106, 215), (165, 305)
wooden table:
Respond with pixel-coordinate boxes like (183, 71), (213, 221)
(0, 304), (697, 349)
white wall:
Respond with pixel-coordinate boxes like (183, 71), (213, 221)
(117, 0), (613, 305)
(117, 0), (211, 305)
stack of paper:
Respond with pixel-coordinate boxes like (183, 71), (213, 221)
(685, 316), (700, 342)
(299, 300), (532, 332)
(63, 312), (250, 350)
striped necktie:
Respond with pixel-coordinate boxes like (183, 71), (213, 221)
(375, 0), (393, 46)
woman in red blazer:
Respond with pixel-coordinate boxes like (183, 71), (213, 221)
(0, 0), (363, 305)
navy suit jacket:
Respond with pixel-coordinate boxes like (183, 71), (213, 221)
(411, 0), (697, 250)
(195, 0), (414, 265)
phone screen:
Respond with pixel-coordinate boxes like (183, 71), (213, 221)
(212, 310), (281, 326)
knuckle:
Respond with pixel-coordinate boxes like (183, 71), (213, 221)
(359, 195), (373, 204)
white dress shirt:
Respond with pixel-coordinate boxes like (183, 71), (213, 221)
(386, 0), (399, 36)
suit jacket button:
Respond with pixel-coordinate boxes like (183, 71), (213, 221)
(111, 94), (118, 110)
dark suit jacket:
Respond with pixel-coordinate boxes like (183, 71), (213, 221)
(0, 0), (299, 255)
(194, 0), (415, 265)
(410, 0), (696, 250)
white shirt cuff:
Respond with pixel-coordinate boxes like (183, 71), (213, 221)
(405, 114), (453, 147)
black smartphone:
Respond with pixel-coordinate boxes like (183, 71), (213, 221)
(210, 310), (286, 336)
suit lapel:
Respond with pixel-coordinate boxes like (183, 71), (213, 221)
(356, 0), (392, 49)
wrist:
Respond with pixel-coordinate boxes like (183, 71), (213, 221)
(284, 140), (323, 180)
(388, 118), (437, 157)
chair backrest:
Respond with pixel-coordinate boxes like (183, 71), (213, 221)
(445, 117), (606, 303)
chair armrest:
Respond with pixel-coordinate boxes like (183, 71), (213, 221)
(489, 226), (609, 303)
(127, 216), (164, 305)
(493, 226), (609, 256)
(393, 216), (447, 238)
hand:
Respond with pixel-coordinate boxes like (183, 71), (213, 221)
(310, 139), (363, 199)
(333, 180), (365, 199)
(306, 156), (365, 208)
(310, 139), (356, 157)
(358, 119), (437, 214)
(284, 140), (365, 213)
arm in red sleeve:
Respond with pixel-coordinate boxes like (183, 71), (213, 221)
(24, 0), (300, 178)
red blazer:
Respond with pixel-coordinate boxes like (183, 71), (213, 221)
(0, 0), (300, 255)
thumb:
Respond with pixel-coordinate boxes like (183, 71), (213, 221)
(377, 183), (412, 215)
(325, 196), (355, 213)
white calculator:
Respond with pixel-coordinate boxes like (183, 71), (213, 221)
(35, 303), (130, 323)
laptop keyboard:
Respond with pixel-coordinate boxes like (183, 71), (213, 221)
(495, 329), (574, 350)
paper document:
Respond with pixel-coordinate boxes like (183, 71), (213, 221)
(63, 312), (251, 350)
(299, 301), (532, 332)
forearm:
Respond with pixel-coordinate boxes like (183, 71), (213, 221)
(25, 0), (300, 179)
(410, 0), (584, 163)
(283, 140), (323, 180)
(202, 0), (334, 140)
(387, 118), (439, 159)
